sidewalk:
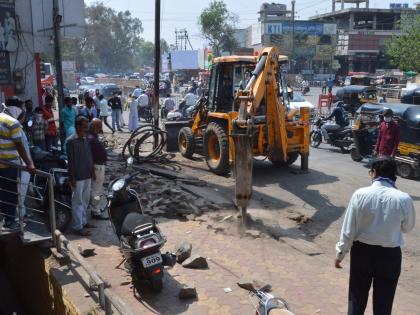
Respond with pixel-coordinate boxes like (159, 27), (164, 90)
(71, 215), (419, 315)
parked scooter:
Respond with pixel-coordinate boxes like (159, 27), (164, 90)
(310, 117), (353, 153)
(106, 159), (175, 292)
(238, 282), (295, 315)
(30, 146), (72, 231)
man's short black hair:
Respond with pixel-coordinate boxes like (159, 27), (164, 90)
(75, 115), (89, 128)
(72, 97), (78, 105)
(25, 99), (32, 105)
(64, 96), (72, 104)
(371, 157), (397, 181)
(118, 91), (122, 95)
(99, 94), (104, 100)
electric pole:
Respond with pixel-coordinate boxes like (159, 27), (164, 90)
(53, 0), (65, 148)
(291, 0), (295, 74)
(153, 0), (161, 128)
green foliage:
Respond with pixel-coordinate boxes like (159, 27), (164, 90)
(51, 2), (170, 72)
(386, 13), (420, 72)
(199, 0), (238, 56)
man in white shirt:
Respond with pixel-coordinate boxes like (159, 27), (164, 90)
(138, 91), (149, 108)
(335, 157), (415, 315)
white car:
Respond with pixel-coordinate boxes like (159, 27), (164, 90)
(288, 93), (315, 116)
(80, 76), (96, 85)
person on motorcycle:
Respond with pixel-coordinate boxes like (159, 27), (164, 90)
(321, 101), (347, 142)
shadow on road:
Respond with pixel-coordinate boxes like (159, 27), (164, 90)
(251, 160), (345, 240)
(134, 271), (195, 314)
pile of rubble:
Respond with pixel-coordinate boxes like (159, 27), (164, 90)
(131, 175), (218, 218)
(105, 162), (219, 220)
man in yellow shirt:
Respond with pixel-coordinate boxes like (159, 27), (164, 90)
(0, 98), (35, 231)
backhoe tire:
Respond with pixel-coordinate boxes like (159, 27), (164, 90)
(350, 148), (363, 162)
(203, 122), (230, 175)
(178, 127), (195, 158)
(271, 152), (300, 167)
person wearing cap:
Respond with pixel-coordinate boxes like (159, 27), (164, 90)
(86, 118), (108, 220)
(374, 109), (400, 158)
(335, 158), (415, 315)
(0, 98), (35, 231)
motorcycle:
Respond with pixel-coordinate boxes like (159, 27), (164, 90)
(30, 146), (72, 231)
(310, 117), (353, 153)
(301, 85), (310, 95)
(106, 159), (175, 292)
(138, 106), (153, 123)
(166, 98), (201, 121)
(238, 282), (295, 315)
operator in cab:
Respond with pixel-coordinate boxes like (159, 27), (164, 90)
(321, 101), (347, 143)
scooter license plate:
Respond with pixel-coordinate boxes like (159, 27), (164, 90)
(141, 253), (162, 268)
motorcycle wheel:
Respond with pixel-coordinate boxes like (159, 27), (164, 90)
(350, 148), (363, 162)
(150, 279), (163, 292)
(340, 146), (350, 154)
(310, 131), (322, 148)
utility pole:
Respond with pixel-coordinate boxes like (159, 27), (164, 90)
(291, 0), (295, 74)
(153, 0), (161, 129)
(53, 0), (65, 149)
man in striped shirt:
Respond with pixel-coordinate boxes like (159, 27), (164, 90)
(0, 98), (35, 231)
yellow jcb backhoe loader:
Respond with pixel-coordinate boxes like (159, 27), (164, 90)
(178, 47), (310, 175)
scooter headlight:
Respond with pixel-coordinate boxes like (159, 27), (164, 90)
(112, 179), (125, 191)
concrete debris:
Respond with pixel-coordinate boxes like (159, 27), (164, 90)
(174, 241), (192, 263)
(288, 214), (312, 225)
(182, 254), (208, 269)
(179, 286), (197, 299)
(77, 245), (96, 257)
(224, 287), (232, 293)
(237, 278), (271, 292)
(245, 230), (262, 239)
(221, 215), (234, 222)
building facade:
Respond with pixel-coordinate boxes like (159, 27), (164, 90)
(311, 0), (419, 75)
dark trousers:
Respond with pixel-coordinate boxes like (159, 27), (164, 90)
(322, 86), (327, 94)
(45, 134), (58, 151)
(0, 167), (18, 225)
(100, 116), (114, 132)
(348, 241), (401, 315)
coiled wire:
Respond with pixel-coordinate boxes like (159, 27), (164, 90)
(122, 124), (175, 164)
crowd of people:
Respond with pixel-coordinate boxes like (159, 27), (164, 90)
(0, 92), (109, 235)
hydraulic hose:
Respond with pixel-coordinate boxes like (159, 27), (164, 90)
(122, 124), (174, 164)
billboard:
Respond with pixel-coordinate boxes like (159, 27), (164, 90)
(0, 1), (16, 52)
(265, 21), (336, 36)
(171, 50), (199, 70)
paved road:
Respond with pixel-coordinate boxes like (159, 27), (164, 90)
(71, 87), (420, 314)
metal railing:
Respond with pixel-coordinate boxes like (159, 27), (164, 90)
(0, 160), (136, 315)
(0, 160), (56, 241)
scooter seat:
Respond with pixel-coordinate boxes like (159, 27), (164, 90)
(121, 212), (153, 236)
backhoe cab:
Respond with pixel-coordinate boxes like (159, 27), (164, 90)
(178, 47), (310, 176)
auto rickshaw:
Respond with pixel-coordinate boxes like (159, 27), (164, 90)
(351, 102), (420, 178)
(335, 85), (377, 115)
(401, 88), (420, 105)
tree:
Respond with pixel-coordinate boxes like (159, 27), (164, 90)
(386, 13), (420, 72)
(199, 0), (238, 56)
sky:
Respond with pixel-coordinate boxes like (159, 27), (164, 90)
(85, 0), (418, 48)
